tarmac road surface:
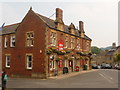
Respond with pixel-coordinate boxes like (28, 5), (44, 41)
(7, 69), (119, 88)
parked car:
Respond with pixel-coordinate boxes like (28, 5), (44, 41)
(115, 64), (120, 70)
(105, 64), (112, 69)
(97, 65), (101, 69)
(92, 64), (98, 69)
(101, 63), (106, 69)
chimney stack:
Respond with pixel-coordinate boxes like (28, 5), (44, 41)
(56, 8), (63, 20)
(79, 21), (84, 33)
(112, 43), (116, 49)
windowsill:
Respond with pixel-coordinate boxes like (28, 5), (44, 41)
(6, 66), (10, 68)
(26, 46), (34, 48)
(26, 68), (32, 70)
(10, 46), (15, 48)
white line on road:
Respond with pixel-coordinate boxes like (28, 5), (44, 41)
(99, 73), (114, 84)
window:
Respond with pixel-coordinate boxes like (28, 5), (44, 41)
(26, 55), (33, 69)
(50, 32), (57, 46)
(86, 42), (89, 51)
(5, 55), (10, 68)
(10, 35), (15, 47)
(50, 61), (56, 70)
(70, 37), (74, 49)
(76, 39), (80, 50)
(4, 36), (8, 48)
(26, 32), (34, 47)
(65, 36), (68, 48)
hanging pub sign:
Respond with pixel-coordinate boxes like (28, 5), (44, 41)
(58, 40), (64, 51)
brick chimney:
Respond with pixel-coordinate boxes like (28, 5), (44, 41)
(56, 8), (63, 20)
(79, 21), (85, 37)
(55, 8), (64, 31)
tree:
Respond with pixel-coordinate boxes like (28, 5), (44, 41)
(91, 46), (100, 54)
(116, 53), (120, 61)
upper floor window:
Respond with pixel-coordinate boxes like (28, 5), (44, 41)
(50, 32), (57, 46)
(10, 35), (15, 47)
(26, 32), (34, 47)
(70, 37), (75, 49)
(5, 55), (10, 68)
(4, 36), (8, 48)
(76, 39), (80, 50)
(65, 36), (68, 48)
(26, 54), (33, 69)
(86, 42), (89, 51)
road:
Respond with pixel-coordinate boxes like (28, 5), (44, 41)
(7, 69), (119, 88)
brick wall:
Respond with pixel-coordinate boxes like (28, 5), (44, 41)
(2, 9), (46, 78)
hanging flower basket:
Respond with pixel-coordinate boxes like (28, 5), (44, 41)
(66, 51), (71, 54)
(76, 52), (81, 54)
(85, 57), (89, 60)
(55, 57), (61, 62)
(64, 56), (68, 60)
(46, 49), (52, 55)
(76, 57), (80, 60)
(57, 50), (66, 55)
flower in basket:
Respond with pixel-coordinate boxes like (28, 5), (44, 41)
(76, 57), (80, 60)
(61, 50), (66, 54)
(66, 51), (71, 54)
(46, 49), (52, 54)
(55, 57), (61, 62)
(64, 56), (68, 60)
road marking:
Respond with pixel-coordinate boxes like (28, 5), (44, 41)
(99, 73), (114, 83)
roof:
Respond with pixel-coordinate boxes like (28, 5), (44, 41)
(105, 49), (115, 56)
(36, 12), (91, 40)
(0, 23), (20, 35)
(1, 9), (92, 41)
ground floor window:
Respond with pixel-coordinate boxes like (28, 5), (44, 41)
(50, 61), (56, 70)
(26, 54), (33, 69)
(5, 55), (10, 68)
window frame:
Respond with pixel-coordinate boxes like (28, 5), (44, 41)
(5, 54), (11, 68)
(26, 54), (33, 69)
(26, 32), (34, 47)
(4, 36), (8, 48)
(10, 35), (16, 47)
(65, 35), (68, 48)
(50, 32), (57, 46)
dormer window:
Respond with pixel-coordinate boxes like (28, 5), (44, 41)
(10, 35), (15, 47)
(26, 32), (34, 47)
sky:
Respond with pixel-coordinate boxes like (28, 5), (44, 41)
(0, 0), (119, 48)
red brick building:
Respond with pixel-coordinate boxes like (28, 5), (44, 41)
(1, 8), (92, 78)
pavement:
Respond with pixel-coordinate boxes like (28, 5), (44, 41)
(48, 69), (97, 80)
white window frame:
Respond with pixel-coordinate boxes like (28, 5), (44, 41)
(10, 35), (15, 47)
(65, 36), (68, 48)
(26, 32), (34, 47)
(76, 39), (80, 50)
(4, 36), (8, 48)
(71, 37), (74, 49)
(50, 32), (57, 46)
(86, 42), (89, 51)
(5, 55), (10, 68)
(26, 54), (33, 69)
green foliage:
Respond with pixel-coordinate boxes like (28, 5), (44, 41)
(116, 53), (120, 61)
(91, 46), (100, 54)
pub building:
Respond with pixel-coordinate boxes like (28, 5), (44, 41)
(1, 7), (92, 78)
